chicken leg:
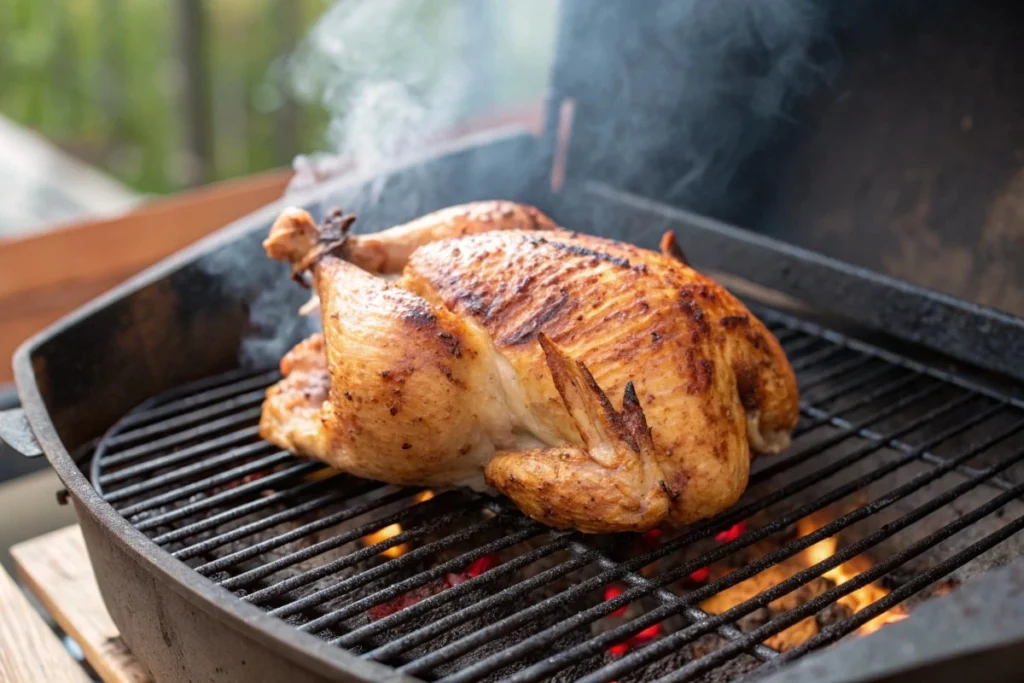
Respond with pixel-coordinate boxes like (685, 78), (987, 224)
(261, 217), (510, 489)
(484, 334), (671, 533)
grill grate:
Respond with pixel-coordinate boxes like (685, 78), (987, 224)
(89, 305), (1024, 683)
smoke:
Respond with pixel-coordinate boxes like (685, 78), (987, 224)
(553, 0), (841, 225)
(197, 229), (319, 370)
(200, 0), (947, 369)
(283, 0), (471, 197)
(200, 0), (556, 369)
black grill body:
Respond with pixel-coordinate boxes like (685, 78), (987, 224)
(10, 128), (1024, 683)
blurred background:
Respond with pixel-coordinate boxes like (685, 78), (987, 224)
(0, 0), (558, 235)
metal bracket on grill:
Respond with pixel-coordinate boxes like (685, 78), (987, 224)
(0, 408), (43, 458)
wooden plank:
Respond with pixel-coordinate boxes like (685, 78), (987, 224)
(0, 561), (90, 683)
(0, 168), (292, 297)
(11, 526), (153, 683)
(0, 168), (292, 382)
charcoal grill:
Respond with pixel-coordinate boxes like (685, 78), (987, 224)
(10, 1), (1024, 680)
(80, 296), (1024, 683)
(4, 127), (1024, 682)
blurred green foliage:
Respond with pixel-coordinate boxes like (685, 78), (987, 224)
(0, 0), (333, 194)
(0, 0), (557, 196)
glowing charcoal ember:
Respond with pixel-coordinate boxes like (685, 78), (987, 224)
(714, 521), (747, 543)
(466, 554), (498, 578)
(606, 622), (664, 658)
(689, 567), (711, 583)
(603, 585), (629, 617)
(367, 582), (445, 620)
(608, 643), (630, 658)
(367, 554), (499, 621)
(631, 623), (662, 642)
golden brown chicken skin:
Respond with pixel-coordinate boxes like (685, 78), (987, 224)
(260, 201), (799, 532)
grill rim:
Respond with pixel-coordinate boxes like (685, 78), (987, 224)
(12, 128), (1024, 683)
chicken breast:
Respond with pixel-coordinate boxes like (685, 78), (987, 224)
(260, 201), (799, 532)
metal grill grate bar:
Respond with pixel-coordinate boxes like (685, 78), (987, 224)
(174, 481), (385, 561)
(334, 535), (576, 648)
(101, 407), (263, 467)
(645, 486), (1024, 683)
(586, 545), (779, 664)
(297, 525), (546, 633)
(117, 450), (294, 517)
(761, 512), (1024, 676)
(107, 389), (268, 448)
(778, 336), (823, 357)
(749, 380), (939, 486)
(192, 484), (403, 573)
(117, 371), (280, 429)
(792, 362), (895, 408)
(98, 426), (262, 488)
(149, 476), (340, 545)
(770, 373), (917, 455)
(265, 516), (512, 617)
(223, 492), (474, 593)
(133, 461), (322, 531)
(788, 345), (845, 372)
(110, 444), (283, 509)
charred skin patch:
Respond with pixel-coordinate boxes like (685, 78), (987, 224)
(678, 294), (711, 343)
(401, 305), (439, 329)
(437, 331), (463, 358)
(720, 314), (750, 330)
(437, 363), (466, 388)
(734, 364), (763, 410)
(529, 237), (633, 269)
(746, 330), (769, 353)
(500, 289), (572, 346)
(685, 348), (715, 395)
(454, 292), (487, 316)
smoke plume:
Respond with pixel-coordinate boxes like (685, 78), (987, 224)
(284, 0), (471, 196)
(202, 0), (555, 368)
(200, 0), (949, 368)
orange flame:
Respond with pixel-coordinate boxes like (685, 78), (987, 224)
(363, 490), (436, 559)
(796, 516), (907, 635)
(700, 512), (909, 650)
(305, 467), (341, 482)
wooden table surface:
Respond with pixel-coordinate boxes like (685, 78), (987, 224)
(5, 525), (151, 683)
(0, 559), (91, 683)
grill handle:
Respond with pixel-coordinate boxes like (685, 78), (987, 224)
(0, 408), (43, 458)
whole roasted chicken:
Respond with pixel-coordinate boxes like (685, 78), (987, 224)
(260, 201), (798, 533)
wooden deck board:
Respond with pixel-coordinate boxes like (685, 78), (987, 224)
(11, 525), (152, 683)
(0, 559), (91, 683)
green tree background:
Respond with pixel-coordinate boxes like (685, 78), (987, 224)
(0, 0), (557, 195)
